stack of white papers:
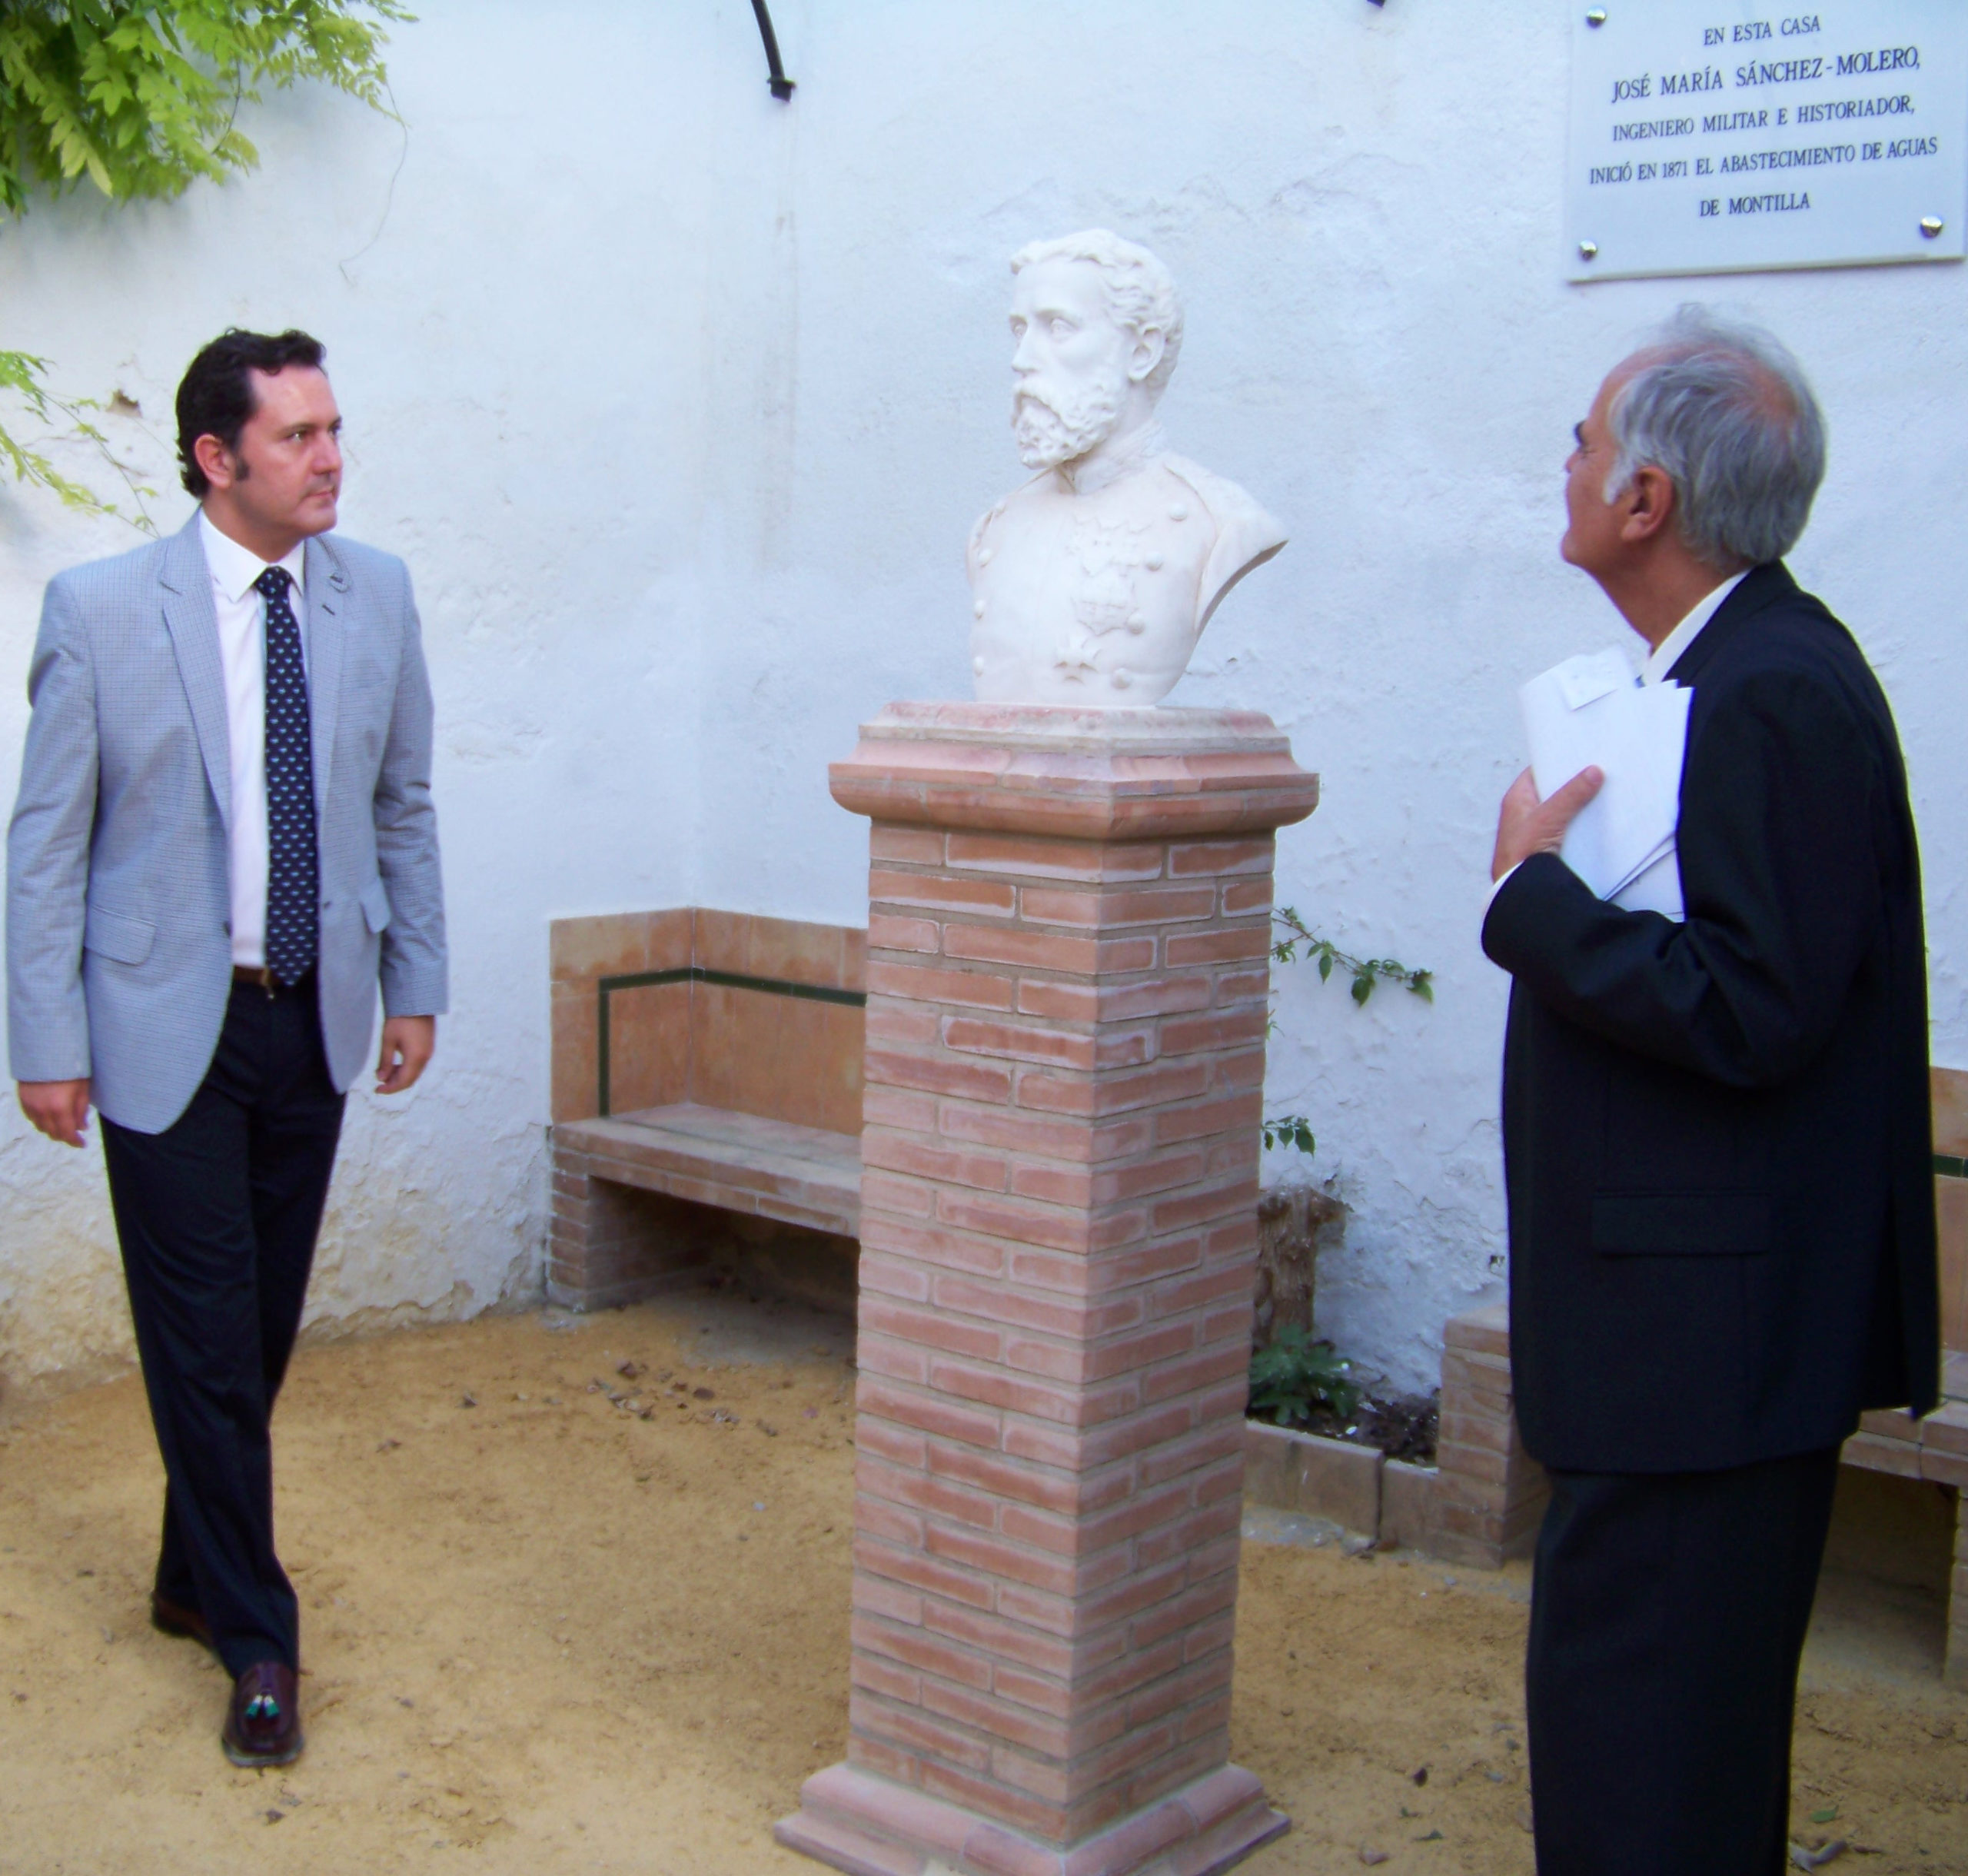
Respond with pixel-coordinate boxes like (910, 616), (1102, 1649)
(1519, 650), (1691, 920)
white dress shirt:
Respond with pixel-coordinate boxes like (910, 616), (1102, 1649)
(1640, 569), (1747, 686)
(197, 509), (309, 971)
(1488, 570), (1748, 915)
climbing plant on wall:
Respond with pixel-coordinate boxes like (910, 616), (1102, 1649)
(0, 0), (411, 521)
(0, 348), (156, 529)
(1261, 906), (1434, 1164)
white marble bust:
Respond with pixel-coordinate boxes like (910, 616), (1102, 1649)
(967, 230), (1286, 707)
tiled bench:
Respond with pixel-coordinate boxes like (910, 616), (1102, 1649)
(1242, 1067), (1968, 1688)
(547, 909), (866, 1311)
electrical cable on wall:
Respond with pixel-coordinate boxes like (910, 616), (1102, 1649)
(750, 0), (796, 100)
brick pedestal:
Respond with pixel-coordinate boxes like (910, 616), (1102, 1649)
(776, 704), (1317, 1876)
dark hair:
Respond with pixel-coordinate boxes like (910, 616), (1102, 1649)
(175, 328), (327, 498)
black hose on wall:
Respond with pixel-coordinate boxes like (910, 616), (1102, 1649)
(750, 0), (796, 101)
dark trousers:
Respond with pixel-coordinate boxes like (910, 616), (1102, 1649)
(100, 977), (344, 1678)
(1524, 1447), (1840, 1876)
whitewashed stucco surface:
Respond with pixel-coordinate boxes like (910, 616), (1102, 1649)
(2, 1), (1963, 1397)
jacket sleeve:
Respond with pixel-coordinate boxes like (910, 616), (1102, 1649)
(372, 564), (447, 1018)
(1482, 664), (1884, 1090)
(6, 577), (98, 1083)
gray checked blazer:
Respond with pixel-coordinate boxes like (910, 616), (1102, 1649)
(6, 513), (447, 1133)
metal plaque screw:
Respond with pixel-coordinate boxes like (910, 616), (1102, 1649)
(1920, 216), (1945, 238)
(1586, 8), (1607, 24)
(1578, 240), (1600, 260)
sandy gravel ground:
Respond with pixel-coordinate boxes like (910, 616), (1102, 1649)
(0, 1290), (1962, 1876)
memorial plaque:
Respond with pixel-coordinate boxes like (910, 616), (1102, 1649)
(1565, 2), (1968, 280)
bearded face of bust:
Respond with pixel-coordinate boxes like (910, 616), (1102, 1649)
(968, 230), (1286, 708)
(1009, 257), (1138, 471)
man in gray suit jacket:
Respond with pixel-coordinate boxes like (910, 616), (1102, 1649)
(7, 328), (446, 1768)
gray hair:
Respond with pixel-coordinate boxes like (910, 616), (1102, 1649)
(1604, 305), (1827, 567)
(1010, 229), (1184, 401)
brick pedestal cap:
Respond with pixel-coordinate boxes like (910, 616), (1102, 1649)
(826, 701), (1318, 842)
(778, 704), (1315, 1876)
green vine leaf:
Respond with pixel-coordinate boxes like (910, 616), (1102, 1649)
(1261, 1115), (1315, 1158)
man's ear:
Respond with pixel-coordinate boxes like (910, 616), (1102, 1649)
(1126, 325), (1167, 386)
(193, 432), (240, 492)
(1619, 464), (1677, 544)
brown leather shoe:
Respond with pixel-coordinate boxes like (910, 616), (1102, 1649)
(150, 1593), (215, 1655)
(221, 1661), (303, 1768)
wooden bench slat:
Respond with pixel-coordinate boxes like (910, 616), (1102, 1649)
(555, 1102), (861, 1239)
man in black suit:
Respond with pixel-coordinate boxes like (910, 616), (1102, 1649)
(1484, 308), (1937, 1875)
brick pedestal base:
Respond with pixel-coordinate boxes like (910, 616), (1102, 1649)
(776, 704), (1317, 1876)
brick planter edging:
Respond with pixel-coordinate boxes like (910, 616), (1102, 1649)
(1241, 1422), (1381, 1537)
(1238, 1302), (1551, 1565)
(1239, 1421), (1444, 1552)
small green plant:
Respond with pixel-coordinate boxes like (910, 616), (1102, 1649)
(1252, 916), (1434, 1414)
(1248, 1325), (1360, 1429)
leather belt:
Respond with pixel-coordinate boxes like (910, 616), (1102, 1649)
(232, 964), (312, 997)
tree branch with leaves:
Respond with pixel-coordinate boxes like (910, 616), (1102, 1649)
(0, 0), (411, 211)
(0, 1), (411, 524)
(1, 348), (160, 530)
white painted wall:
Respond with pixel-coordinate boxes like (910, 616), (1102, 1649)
(4, 1), (1964, 1397)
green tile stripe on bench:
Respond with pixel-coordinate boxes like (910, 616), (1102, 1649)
(1936, 1153), (1968, 1180)
(596, 968), (868, 1118)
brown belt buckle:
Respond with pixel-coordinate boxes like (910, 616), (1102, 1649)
(234, 963), (278, 998)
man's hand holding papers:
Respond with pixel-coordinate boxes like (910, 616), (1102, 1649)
(1511, 649), (1693, 919)
(1491, 763), (1604, 881)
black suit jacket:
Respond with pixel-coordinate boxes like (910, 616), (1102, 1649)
(1483, 562), (1937, 1473)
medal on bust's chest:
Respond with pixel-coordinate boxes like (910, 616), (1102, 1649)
(971, 462), (1218, 700)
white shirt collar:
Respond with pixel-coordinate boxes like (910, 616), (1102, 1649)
(198, 507), (307, 605)
(1641, 570), (1748, 685)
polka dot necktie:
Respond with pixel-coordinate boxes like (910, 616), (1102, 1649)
(254, 566), (319, 986)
